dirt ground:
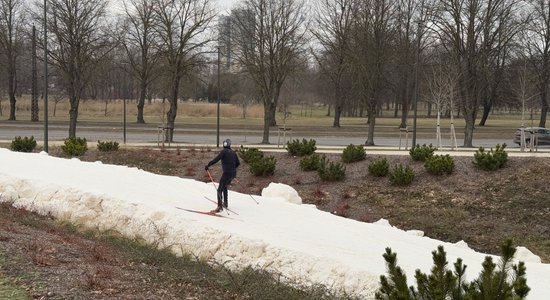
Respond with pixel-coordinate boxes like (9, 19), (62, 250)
(1, 146), (549, 299)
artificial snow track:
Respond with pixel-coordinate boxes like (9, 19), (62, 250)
(0, 148), (549, 299)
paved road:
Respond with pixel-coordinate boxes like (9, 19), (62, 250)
(0, 119), (530, 149)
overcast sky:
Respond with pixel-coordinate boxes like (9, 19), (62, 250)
(216, 0), (238, 10)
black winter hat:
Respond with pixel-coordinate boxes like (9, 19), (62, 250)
(223, 139), (231, 148)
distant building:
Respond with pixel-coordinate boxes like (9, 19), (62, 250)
(218, 15), (233, 72)
(218, 8), (255, 74)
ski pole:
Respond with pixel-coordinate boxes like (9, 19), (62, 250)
(234, 178), (259, 204)
(206, 169), (217, 190)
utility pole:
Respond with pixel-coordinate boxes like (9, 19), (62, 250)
(31, 25), (38, 122)
(412, 18), (423, 148)
(217, 45), (221, 148)
(43, 0), (48, 152)
(412, 0), (425, 147)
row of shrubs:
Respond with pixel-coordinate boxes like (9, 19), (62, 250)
(10, 136), (509, 184)
(10, 136), (119, 156)
(235, 139), (509, 183)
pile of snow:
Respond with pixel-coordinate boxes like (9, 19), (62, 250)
(261, 182), (302, 204)
(515, 247), (543, 264)
(0, 148), (549, 298)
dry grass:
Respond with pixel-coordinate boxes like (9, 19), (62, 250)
(1, 96), (265, 121)
(1, 94), (535, 133)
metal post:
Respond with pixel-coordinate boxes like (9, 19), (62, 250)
(412, 19), (423, 148)
(217, 46), (221, 148)
(123, 98), (126, 144)
(43, 0), (48, 153)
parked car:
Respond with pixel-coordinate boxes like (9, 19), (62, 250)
(513, 127), (550, 146)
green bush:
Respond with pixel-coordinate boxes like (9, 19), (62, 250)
(388, 164), (415, 186)
(409, 144), (436, 162)
(342, 144), (366, 163)
(318, 157), (346, 181)
(61, 137), (88, 156)
(10, 136), (37, 152)
(286, 138), (317, 156)
(473, 143), (508, 171)
(376, 240), (530, 300)
(237, 146), (264, 164)
(97, 140), (120, 152)
(249, 156), (276, 176)
(300, 153), (322, 171)
(424, 154), (454, 175)
(368, 158), (390, 177)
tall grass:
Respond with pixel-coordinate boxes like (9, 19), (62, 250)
(2, 96), (265, 121)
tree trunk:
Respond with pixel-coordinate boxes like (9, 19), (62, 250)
(365, 99), (376, 146)
(68, 94), (79, 138)
(463, 109), (475, 148)
(137, 77), (146, 124)
(399, 85), (409, 128)
(333, 104), (342, 127)
(478, 101), (492, 126)
(261, 102), (272, 144)
(8, 66), (16, 121)
(539, 89), (548, 127)
(166, 75), (180, 142)
(540, 105), (548, 128)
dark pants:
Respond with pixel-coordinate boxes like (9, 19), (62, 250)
(217, 171), (236, 207)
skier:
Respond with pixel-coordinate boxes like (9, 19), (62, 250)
(205, 138), (240, 212)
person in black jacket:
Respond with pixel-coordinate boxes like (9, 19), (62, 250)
(205, 138), (240, 212)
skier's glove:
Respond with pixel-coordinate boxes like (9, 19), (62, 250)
(204, 165), (209, 170)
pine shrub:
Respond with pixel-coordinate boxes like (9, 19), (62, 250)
(368, 158), (390, 177)
(10, 136), (37, 152)
(424, 154), (454, 175)
(318, 157), (346, 181)
(61, 137), (88, 156)
(286, 138), (317, 156)
(375, 239), (530, 300)
(409, 144), (436, 162)
(473, 143), (508, 171)
(388, 164), (415, 186)
(97, 140), (120, 152)
(237, 146), (264, 164)
(249, 156), (276, 176)
(299, 153), (322, 171)
(342, 144), (366, 163)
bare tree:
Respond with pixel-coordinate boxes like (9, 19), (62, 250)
(478, 1), (523, 126)
(42, 0), (113, 138)
(432, 0), (522, 147)
(122, 0), (158, 124)
(393, 0), (427, 129)
(425, 51), (459, 148)
(525, 0), (550, 127)
(154, 0), (214, 142)
(231, 0), (309, 144)
(0, 0), (25, 121)
(350, 0), (396, 146)
(311, 0), (356, 128)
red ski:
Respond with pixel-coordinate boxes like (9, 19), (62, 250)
(175, 207), (228, 218)
(203, 196), (239, 215)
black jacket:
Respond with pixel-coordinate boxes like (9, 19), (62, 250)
(207, 148), (240, 173)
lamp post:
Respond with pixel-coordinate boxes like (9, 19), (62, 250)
(216, 45), (221, 148)
(123, 96), (127, 144)
(412, 19), (423, 148)
(43, 0), (48, 153)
